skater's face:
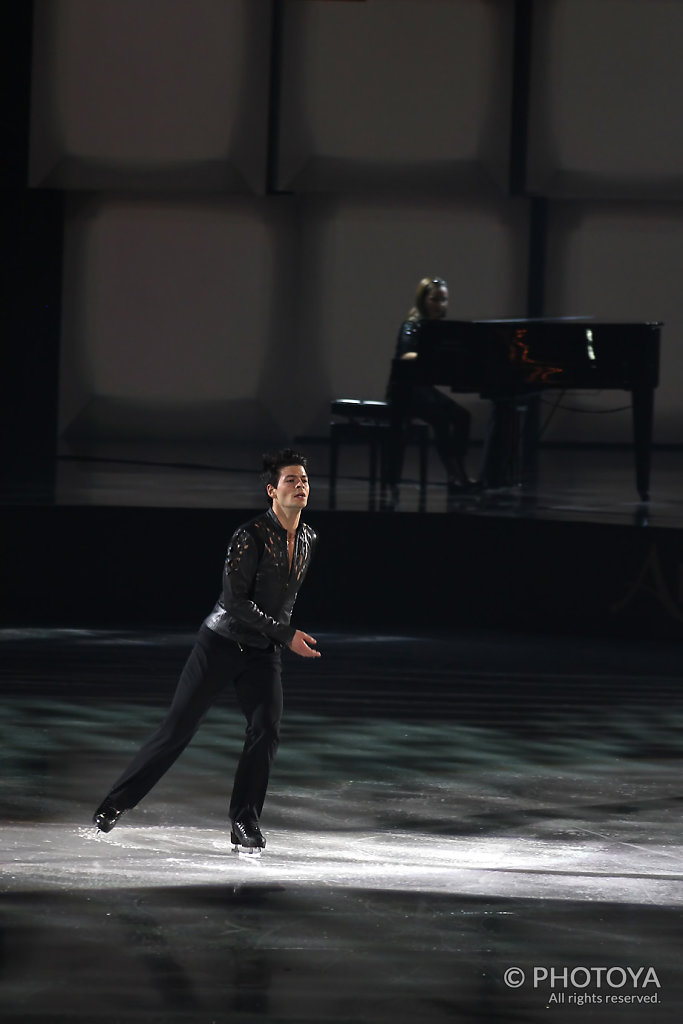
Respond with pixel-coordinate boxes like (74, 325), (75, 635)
(268, 465), (309, 513)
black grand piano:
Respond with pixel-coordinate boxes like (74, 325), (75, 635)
(391, 318), (662, 500)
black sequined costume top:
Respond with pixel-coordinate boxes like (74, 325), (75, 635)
(203, 508), (317, 650)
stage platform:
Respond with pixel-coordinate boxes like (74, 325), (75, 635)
(10, 439), (683, 527)
(2, 441), (683, 639)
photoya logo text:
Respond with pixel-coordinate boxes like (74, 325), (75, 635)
(504, 966), (661, 990)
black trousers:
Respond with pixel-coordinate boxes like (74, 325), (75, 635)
(406, 384), (470, 462)
(104, 626), (283, 824)
(386, 382), (471, 482)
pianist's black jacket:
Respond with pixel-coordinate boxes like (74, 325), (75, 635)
(203, 508), (317, 650)
(389, 319), (421, 376)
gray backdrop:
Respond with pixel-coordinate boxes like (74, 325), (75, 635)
(28, 0), (683, 449)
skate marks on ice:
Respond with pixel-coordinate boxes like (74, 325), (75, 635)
(3, 823), (682, 906)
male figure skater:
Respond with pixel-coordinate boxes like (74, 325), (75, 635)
(92, 449), (319, 852)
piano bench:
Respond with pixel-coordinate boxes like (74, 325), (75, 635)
(329, 399), (429, 495)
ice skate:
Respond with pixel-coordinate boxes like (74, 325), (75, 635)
(93, 801), (125, 833)
(231, 818), (266, 856)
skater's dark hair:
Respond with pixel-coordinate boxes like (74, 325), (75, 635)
(261, 448), (309, 501)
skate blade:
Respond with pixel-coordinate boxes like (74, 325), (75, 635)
(232, 844), (263, 858)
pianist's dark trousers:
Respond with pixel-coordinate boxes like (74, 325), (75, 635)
(101, 626), (283, 825)
(385, 382), (471, 484)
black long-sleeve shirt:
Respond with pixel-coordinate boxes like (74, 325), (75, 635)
(203, 508), (317, 649)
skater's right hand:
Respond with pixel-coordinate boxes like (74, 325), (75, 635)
(289, 630), (321, 658)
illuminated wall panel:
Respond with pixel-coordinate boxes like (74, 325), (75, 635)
(59, 197), (294, 442)
(543, 203), (683, 443)
(295, 195), (528, 437)
(528, 0), (683, 198)
(29, 0), (269, 192)
(278, 0), (513, 193)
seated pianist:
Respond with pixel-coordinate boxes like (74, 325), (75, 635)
(387, 298), (661, 499)
(386, 276), (478, 494)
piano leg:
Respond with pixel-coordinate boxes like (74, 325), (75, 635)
(632, 385), (654, 501)
(480, 396), (531, 489)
